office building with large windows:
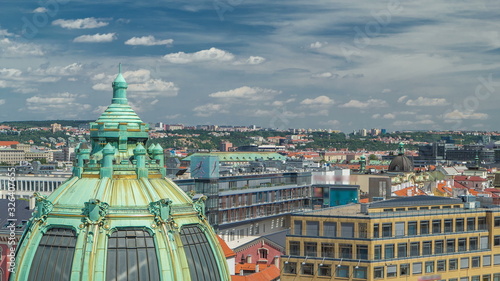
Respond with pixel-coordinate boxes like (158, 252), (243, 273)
(282, 195), (500, 281)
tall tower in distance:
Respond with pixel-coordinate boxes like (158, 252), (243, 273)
(11, 65), (231, 281)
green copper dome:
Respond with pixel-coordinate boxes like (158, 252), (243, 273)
(11, 66), (231, 281)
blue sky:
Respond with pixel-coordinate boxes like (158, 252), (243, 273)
(1, 0), (500, 132)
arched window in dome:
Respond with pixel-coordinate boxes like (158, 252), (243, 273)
(180, 224), (222, 281)
(27, 228), (77, 281)
(106, 228), (160, 281)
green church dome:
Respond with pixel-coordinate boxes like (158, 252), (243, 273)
(11, 66), (231, 281)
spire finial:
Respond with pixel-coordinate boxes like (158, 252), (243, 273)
(119, 63), (122, 74)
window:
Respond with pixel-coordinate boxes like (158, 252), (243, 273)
(28, 228), (78, 281)
(458, 238), (467, 251)
(357, 245), (368, 260)
(422, 241), (432, 255)
(318, 264), (331, 277)
(301, 263), (314, 275)
(358, 223), (368, 238)
(472, 256), (480, 268)
(373, 223), (379, 238)
(408, 221), (417, 235)
(494, 235), (500, 246)
(413, 262), (422, 274)
(400, 263), (409, 276)
(432, 220), (442, 234)
(410, 242), (420, 257)
(284, 262), (297, 274)
(449, 258), (458, 270)
(470, 237), (478, 250)
(478, 217), (487, 230)
(374, 267), (384, 279)
(435, 240), (444, 254)
(437, 260), (446, 272)
(336, 265), (349, 278)
(341, 222), (355, 238)
(494, 274), (500, 281)
(494, 217), (500, 227)
(290, 241), (300, 255)
(494, 254), (500, 265)
(385, 244), (394, 259)
(306, 221), (319, 236)
(179, 225), (222, 281)
(304, 242), (317, 257)
(484, 255), (491, 266)
(483, 275), (491, 281)
(321, 243), (334, 258)
(456, 218), (465, 232)
(398, 243), (407, 258)
(481, 236), (489, 249)
(461, 257), (469, 269)
(294, 221), (302, 235)
(395, 222), (405, 237)
(472, 276), (481, 281)
(444, 219), (453, 233)
(447, 239), (455, 253)
(425, 261), (434, 273)
(387, 265), (397, 277)
(374, 245), (382, 260)
(339, 243), (352, 259)
(323, 222), (337, 237)
(354, 266), (367, 279)
(382, 223), (392, 237)
(461, 278), (469, 281)
(420, 220), (429, 234)
(468, 217), (476, 231)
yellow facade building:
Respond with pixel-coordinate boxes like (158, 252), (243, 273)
(282, 196), (500, 281)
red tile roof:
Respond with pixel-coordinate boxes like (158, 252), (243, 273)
(0, 141), (20, 146)
(232, 265), (280, 281)
(217, 236), (236, 258)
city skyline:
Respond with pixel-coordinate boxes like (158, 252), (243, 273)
(1, 1), (500, 132)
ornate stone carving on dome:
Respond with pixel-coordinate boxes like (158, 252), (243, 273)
(33, 192), (53, 222)
(82, 199), (109, 225)
(193, 195), (207, 220)
(149, 198), (173, 224)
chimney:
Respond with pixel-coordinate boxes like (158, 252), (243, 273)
(274, 256), (280, 268)
(246, 255), (252, 263)
(239, 269), (244, 276)
(255, 264), (260, 273)
(29, 195), (36, 210)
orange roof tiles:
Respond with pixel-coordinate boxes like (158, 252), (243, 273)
(232, 265), (280, 281)
(217, 236), (236, 258)
(0, 141), (20, 146)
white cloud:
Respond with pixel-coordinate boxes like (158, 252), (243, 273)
(340, 99), (388, 108)
(300, 95), (334, 105)
(32, 7), (48, 13)
(0, 28), (14, 37)
(397, 95), (408, 103)
(0, 68), (22, 78)
(52, 18), (109, 29)
(373, 113), (396, 119)
(125, 35), (173, 46)
(192, 103), (228, 117)
(163, 47), (235, 64)
(405, 97), (448, 106)
(128, 79), (178, 96)
(382, 89), (392, 94)
(0, 99), (5, 105)
(25, 92), (91, 118)
(244, 56), (266, 65)
(0, 38), (44, 56)
(92, 68), (178, 97)
(311, 72), (337, 78)
(73, 33), (116, 43)
(443, 110), (488, 120)
(310, 41), (327, 49)
(209, 86), (281, 101)
(31, 63), (83, 76)
(14, 88), (38, 94)
(322, 120), (340, 126)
